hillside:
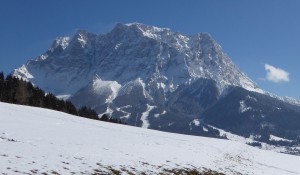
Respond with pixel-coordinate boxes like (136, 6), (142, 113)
(1, 102), (300, 175)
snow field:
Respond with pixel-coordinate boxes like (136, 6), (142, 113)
(1, 102), (300, 175)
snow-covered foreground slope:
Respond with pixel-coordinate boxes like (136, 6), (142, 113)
(1, 102), (300, 175)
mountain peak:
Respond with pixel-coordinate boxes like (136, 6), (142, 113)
(75, 29), (91, 35)
(124, 22), (170, 31)
(51, 36), (70, 50)
(110, 23), (172, 40)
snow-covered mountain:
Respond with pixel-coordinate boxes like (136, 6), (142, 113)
(13, 23), (300, 147)
(1, 102), (300, 175)
(13, 23), (261, 115)
(13, 23), (262, 100)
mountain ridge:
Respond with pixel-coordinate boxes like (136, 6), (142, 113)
(13, 23), (263, 95)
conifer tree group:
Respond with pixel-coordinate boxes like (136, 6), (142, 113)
(0, 72), (124, 124)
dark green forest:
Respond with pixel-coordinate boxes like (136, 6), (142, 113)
(0, 72), (123, 124)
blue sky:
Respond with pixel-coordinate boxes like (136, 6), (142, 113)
(0, 0), (299, 99)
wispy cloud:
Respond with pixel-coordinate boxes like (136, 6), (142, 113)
(264, 64), (290, 83)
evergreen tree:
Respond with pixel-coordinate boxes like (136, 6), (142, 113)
(0, 72), (4, 81)
(78, 106), (98, 120)
(65, 101), (78, 115)
(100, 114), (109, 121)
(0, 72), (4, 101)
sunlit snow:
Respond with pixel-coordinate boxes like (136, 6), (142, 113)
(1, 102), (300, 174)
(140, 104), (156, 128)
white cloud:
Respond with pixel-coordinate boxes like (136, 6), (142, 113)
(264, 64), (290, 83)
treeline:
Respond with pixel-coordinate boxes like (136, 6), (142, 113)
(0, 72), (123, 124)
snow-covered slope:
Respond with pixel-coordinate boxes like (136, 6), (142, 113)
(1, 102), (300, 175)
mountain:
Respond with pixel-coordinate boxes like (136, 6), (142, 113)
(13, 23), (300, 149)
(1, 102), (300, 175)
(204, 87), (300, 145)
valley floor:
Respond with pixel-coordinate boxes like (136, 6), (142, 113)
(1, 102), (300, 175)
